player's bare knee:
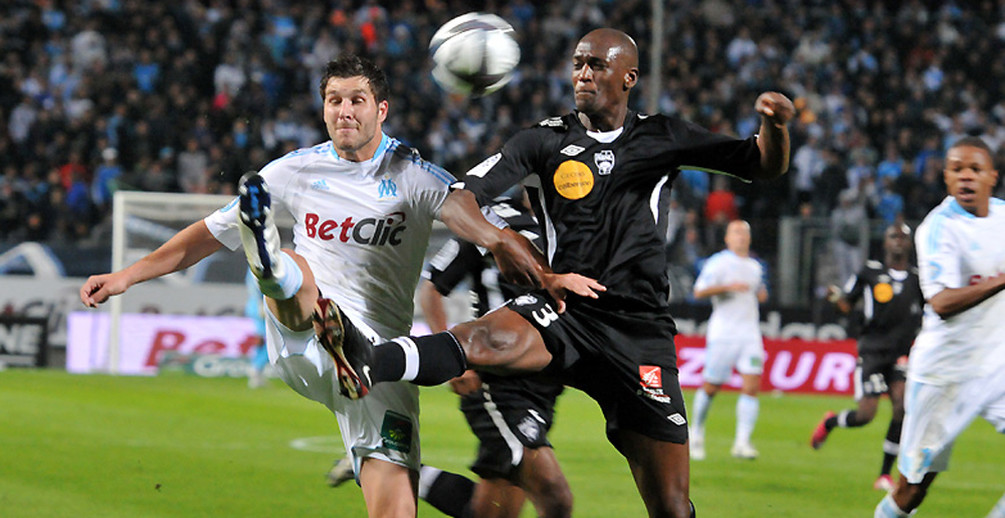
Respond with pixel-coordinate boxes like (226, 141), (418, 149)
(451, 321), (512, 367)
(533, 475), (573, 518)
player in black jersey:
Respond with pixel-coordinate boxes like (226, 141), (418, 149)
(811, 223), (923, 491)
(323, 28), (794, 518)
(417, 192), (571, 518)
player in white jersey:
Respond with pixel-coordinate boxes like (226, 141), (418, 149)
(80, 55), (472, 518)
(689, 219), (767, 460)
(875, 137), (1005, 518)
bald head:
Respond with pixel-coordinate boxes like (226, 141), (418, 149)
(724, 220), (752, 256)
(579, 28), (639, 69)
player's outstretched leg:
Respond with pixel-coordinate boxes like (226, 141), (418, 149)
(327, 455), (356, 488)
(811, 410), (836, 449)
(238, 171), (302, 300)
(313, 297), (374, 399)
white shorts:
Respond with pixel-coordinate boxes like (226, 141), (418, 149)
(898, 372), (1005, 484)
(701, 338), (765, 385)
(263, 304), (421, 475)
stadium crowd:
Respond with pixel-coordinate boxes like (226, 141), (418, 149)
(1, 0), (1004, 275)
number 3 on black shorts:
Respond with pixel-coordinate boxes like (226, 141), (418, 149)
(532, 303), (559, 327)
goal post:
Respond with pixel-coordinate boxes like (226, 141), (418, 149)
(104, 191), (274, 374)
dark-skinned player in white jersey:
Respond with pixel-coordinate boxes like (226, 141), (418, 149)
(313, 29), (794, 518)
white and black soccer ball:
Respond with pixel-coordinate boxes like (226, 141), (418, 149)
(429, 12), (520, 97)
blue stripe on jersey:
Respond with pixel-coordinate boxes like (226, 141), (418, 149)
(946, 198), (976, 218)
(278, 141), (331, 161)
(401, 147), (455, 185)
(422, 161), (456, 185)
(374, 132), (391, 159)
(324, 133), (392, 162)
(925, 210), (948, 256)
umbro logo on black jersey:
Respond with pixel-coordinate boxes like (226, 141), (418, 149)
(560, 144), (585, 156)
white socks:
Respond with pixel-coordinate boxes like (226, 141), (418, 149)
(691, 389), (711, 437)
(875, 494), (913, 517)
(256, 252), (303, 300)
(735, 394), (759, 446)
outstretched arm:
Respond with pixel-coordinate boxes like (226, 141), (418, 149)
(439, 189), (550, 288)
(753, 91), (795, 180)
(80, 220), (223, 307)
(826, 285), (853, 313)
(693, 282), (750, 299)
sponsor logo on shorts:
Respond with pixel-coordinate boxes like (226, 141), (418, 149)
(667, 413), (686, 426)
(639, 365), (662, 389)
(380, 411), (413, 453)
(517, 416), (540, 441)
(638, 365), (673, 404)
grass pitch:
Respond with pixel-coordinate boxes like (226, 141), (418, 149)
(1, 369), (1000, 517)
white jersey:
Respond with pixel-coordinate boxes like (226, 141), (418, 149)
(909, 196), (1005, 384)
(694, 249), (764, 342)
(205, 134), (455, 339)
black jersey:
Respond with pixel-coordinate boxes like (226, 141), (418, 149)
(458, 110), (761, 312)
(842, 260), (923, 356)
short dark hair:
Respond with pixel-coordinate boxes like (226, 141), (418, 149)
(949, 136), (992, 157)
(318, 55), (389, 103)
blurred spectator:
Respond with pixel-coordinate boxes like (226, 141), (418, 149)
(874, 176), (905, 225)
(704, 175), (738, 246)
(177, 138), (209, 194)
(91, 147), (121, 212)
(791, 134), (825, 206)
(875, 142), (905, 185)
(830, 188), (868, 285)
(812, 147), (849, 213)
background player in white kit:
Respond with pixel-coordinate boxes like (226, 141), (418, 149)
(689, 219), (767, 460)
(79, 55), (481, 518)
(874, 136), (1005, 518)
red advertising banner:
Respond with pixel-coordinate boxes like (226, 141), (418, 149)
(676, 335), (858, 395)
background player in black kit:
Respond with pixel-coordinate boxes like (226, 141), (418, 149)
(319, 28), (794, 518)
(418, 191), (572, 518)
(812, 223), (923, 492)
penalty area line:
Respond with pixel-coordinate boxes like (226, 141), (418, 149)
(289, 435), (342, 453)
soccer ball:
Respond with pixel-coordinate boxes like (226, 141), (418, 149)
(429, 12), (520, 97)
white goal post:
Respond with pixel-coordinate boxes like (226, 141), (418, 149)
(104, 191), (279, 374)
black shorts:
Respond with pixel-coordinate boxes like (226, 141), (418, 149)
(855, 352), (908, 399)
(460, 373), (563, 479)
(505, 291), (688, 449)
